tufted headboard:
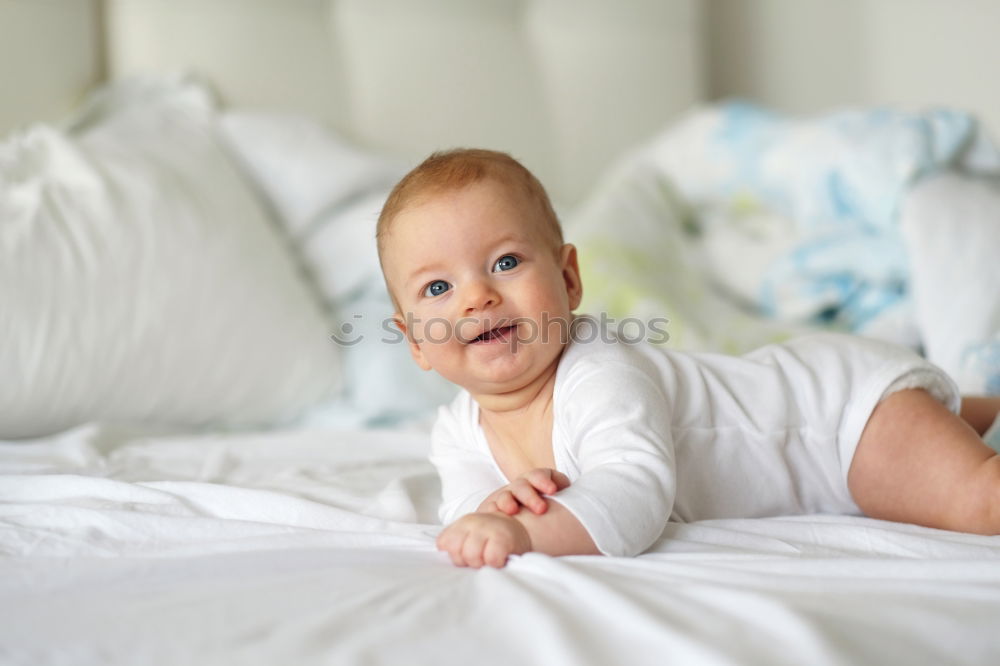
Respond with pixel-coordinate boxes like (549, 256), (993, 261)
(0, 0), (704, 206)
(10, 0), (1000, 207)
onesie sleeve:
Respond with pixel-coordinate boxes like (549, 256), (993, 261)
(429, 396), (506, 525)
(548, 357), (677, 558)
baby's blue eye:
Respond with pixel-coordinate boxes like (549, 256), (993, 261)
(423, 280), (450, 297)
(493, 255), (519, 272)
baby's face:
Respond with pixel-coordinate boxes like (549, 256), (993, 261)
(381, 179), (582, 397)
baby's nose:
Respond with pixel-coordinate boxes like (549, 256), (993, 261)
(463, 280), (500, 312)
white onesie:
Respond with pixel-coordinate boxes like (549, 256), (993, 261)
(430, 315), (960, 557)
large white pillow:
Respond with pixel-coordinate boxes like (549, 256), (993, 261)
(218, 111), (457, 426)
(217, 111), (402, 237)
(0, 77), (341, 439)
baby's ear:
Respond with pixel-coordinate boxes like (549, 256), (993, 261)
(559, 244), (583, 310)
(393, 313), (433, 371)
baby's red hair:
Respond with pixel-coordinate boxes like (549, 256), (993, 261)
(376, 148), (563, 266)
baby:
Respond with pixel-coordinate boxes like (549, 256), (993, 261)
(376, 148), (1000, 568)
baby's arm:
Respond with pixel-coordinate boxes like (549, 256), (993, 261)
(506, 496), (599, 555)
(432, 353), (677, 565)
(437, 494), (598, 567)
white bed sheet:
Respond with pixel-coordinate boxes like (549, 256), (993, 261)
(2, 425), (1000, 665)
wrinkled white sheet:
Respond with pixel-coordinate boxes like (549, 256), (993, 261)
(2, 424), (1000, 665)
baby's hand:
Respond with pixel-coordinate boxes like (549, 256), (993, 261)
(477, 468), (571, 517)
(436, 513), (531, 568)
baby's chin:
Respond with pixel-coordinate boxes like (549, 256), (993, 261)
(457, 344), (567, 398)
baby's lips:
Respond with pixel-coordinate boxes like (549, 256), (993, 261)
(463, 318), (514, 343)
(455, 320), (485, 344)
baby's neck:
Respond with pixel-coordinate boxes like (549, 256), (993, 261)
(475, 361), (559, 480)
(473, 357), (559, 423)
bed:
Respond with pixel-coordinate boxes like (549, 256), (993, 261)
(3, 2), (1000, 665)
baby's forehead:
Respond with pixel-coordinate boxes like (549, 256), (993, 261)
(380, 177), (561, 264)
(390, 180), (526, 230)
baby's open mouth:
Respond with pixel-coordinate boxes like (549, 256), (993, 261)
(471, 324), (516, 344)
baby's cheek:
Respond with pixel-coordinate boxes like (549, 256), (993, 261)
(422, 318), (454, 346)
(543, 315), (573, 346)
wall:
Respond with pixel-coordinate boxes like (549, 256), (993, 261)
(0, 0), (103, 132)
(3, 1), (999, 146)
(706, 0), (1000, 135)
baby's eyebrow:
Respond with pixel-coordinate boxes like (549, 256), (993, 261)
(404, 262), (443, 287)
(491, 233), (526, 248)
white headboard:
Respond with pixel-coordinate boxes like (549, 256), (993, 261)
(4, 0), (1000, 206)
(0, 0), (703, 207)
(102, 0), (704, 206)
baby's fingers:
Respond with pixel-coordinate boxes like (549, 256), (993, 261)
(495, 490), (520, 515)
(437, 526), (486, 567)
(510, 479), (548, 514)
(482, 537), (512, 568)
(436, 525), (467, 566)
(550, 470), (571, 491)
(460, 531), (489, 568)
(524, 468), (571, 496)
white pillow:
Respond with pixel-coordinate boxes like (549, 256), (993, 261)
(218, 111), (403, 235)
(900, 173), (1000, 394)
(0, 77), (341, 439)
(218, 111), (458, 425)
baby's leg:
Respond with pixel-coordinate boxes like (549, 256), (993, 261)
(847, 389), (1000, 535)
(959, 396), (1000, 435)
